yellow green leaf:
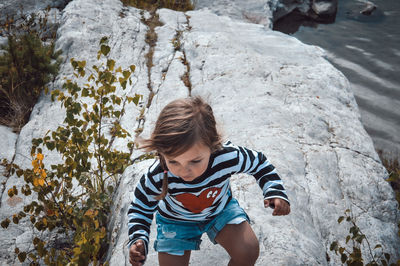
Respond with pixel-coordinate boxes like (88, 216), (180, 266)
(17, 252), (26, 262)
(46, 209), (55, 217)
(7, 188), (14, 197)
(73, 247), (81, 255)
(95, 234), (100, 244)
(99, 36), (108, 45)
(107, 59), (115, 71)
(40, 169), (47, 178)
(78, 60), (86, 68)
(36, 153), (44, 161)
(123, 70), (130, 79)
(100, 45), (110, 56)
(38, 178), (45, 186)
(85, 209), (94, 217)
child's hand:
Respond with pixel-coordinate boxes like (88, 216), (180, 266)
(129, 240), (146, 266)
(264, 198), (290, 216)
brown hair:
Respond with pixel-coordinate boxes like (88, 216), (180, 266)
(141, 96), (223, 200)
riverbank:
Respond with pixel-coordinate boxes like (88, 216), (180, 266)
(274, 0), (400, 162)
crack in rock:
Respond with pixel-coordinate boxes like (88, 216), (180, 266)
(142, 10), (163, 108)
(135, 10), (192, 137)
(0, 134), (19, 209)
(179, 14), (193, 96)
(133, 10), (164, 138)
(331, 145), (382, 166)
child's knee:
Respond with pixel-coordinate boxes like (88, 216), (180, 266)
(232, 239), (259, 265)
(247, 239), (260, 263)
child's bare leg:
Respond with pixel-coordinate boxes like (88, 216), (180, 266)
(158, 250), (191, 266)
(215, 222), (259, 266)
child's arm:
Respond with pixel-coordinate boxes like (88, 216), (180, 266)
(230, 143), (290, 214)
(127, 170), (162, 262)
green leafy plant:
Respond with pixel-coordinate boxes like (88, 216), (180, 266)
(0, 10), (61, 132)
(1, 37), (142, 265)
(379, 152), (400, 212)
(378, 151), (400, 244)
(330, 209), (399, 266)
(122, 0), (195, 11)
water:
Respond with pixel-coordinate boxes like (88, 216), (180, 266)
(275, 0), (400, 160)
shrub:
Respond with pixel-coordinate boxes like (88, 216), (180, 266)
(0, 11), (61, 132)
(1, 37), (141, 265)
(330, 209), (399, 265)
(122, 0), (195, 11)
(330, 151), (400, 265)
(378, 152), (400, 210)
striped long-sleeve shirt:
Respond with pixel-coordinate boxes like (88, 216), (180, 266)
(127, 141), (289, 253)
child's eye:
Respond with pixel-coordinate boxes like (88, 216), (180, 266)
(191, 160), (201, 164)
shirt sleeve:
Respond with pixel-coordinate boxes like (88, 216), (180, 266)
(232, 143), (289, 204)
(127, 165), (163, 255)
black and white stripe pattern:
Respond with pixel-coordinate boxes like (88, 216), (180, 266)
(127, 141), (289, 253)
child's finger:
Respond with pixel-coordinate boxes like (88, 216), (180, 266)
(264, 199), (270, 208)
(131, 252), (145, 261)
(135, 241), (146, 261)
(264, 199), (276, 209)
(131, 251), (145, 258)
(272, 200), (280, 215)
(272, 200), (290, 216)
(129, 256), (143, 266)
(130, 253), (145, 265)
(136, 241), (145, 253)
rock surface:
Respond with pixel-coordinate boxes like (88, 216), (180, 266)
(194, 0), (318, 28)
(194, 0), (338, 28)
(194, 0), (278, 28)
(0, 0), (68, 20)
(0, 125), (18, 213)
(0, 0), (399, 265)
(311, 0), (338, 17)
(360, 1), (377, 16)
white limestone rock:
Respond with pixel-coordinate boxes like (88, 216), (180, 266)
(107, 7), (400, 266)
(0, 0), (67, 20)
(194, 0), (276, 28)
(0, 126), (17, 162)
(0, 126), (21, 265)
(195, 0), (311, 28)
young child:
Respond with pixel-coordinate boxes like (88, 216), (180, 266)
(128, 96), (290, 266)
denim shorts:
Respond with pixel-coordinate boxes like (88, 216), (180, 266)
(153, 198), (249, 256)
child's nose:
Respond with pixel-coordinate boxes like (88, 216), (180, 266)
(179, 165), (191, 176)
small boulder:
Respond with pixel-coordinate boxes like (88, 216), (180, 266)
(360, 1), (377, 15)
(311, 0), (338, 16)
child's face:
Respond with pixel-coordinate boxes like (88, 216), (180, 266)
(163, 142), (211, 182)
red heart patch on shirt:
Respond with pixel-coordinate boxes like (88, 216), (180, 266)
(175, 187), (222, 214)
